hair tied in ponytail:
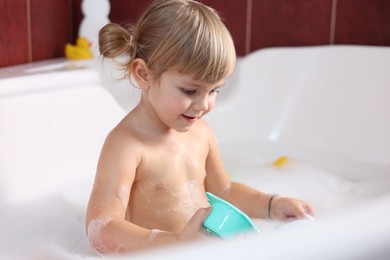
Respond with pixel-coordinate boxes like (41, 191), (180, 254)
(129, 35), (133, 47)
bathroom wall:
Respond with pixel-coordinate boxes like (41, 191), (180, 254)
(0, 0), (82, 68)
(1, 0), (390, 68)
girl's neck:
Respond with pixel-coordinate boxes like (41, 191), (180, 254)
(130, 100), (177, 138)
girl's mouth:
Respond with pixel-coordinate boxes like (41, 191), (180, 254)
(182, 114), (198, 122)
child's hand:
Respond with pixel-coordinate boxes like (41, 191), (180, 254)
(270, 196), (317, 221)
(177, 207), (212, 241)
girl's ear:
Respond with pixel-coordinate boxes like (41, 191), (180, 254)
(131, 58), (150, 90)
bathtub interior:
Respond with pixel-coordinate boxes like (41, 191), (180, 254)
(0, 63), (126, 204)
(0, 45), (390, 259)
(207, 45), (390, 166)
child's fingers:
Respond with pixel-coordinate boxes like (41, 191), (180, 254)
(190, 207), (212, 229)
(179, 207), (212, 241)
(294, 202), (317, 220)
(303, 203), (317, 218)
(279, 199), (316, 220)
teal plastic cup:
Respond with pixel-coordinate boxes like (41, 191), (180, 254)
(203, 192), (260, 238)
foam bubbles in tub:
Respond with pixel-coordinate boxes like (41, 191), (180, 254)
(0, 195), (96, 259)
(218, 140), (390, 233)
(0, 140), (389, 258)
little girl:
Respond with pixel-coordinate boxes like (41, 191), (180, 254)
(86, 0), (316, 255)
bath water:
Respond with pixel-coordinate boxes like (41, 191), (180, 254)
(217, 140), (390, 232)
(0, 140), (389, 259)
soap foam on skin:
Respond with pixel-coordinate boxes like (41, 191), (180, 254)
(168, 180), (210, 220)
(118, 186), (130, 208)
(149, 229), (164, 242)
(139, 187), (152, 203)
(219, 185), (231, 198)
(87, 216), (113, 254)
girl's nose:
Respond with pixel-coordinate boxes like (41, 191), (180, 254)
(193, 95), (209, 111)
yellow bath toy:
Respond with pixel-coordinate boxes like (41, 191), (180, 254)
(65, 37), (93, 60)
(273, 156), (289, 167)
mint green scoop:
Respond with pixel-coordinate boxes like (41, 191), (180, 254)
(203, 192), (260, 238)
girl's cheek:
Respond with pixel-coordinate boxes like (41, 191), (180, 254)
(208, 98), (216, 111)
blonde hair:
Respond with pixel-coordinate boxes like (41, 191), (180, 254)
(99, 0), (236, 83)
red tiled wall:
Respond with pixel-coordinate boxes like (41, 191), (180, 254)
(335, 0), (390, 45)
(1, 0), (390, 68)
(0, 0), (79, 68)
(0, 0), (29, 67)
(251, 0), (334, 50)
(109, 0), (149, 24)
(30, 0), (73, 61)
(107, 0), (390, 54)
(198, 0), (249, 56)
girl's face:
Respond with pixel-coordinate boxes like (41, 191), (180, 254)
(145, 70), (225, 132)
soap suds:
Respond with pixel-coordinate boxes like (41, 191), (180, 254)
(118, 186), (129, 208)
(87, 216), (113, 254)
(219, 185), (231, 198)
(2, 143), (389, 259)
(139, 187), (151, 203)
(169, 180), (209, 220)
(149, 229), (163, 242)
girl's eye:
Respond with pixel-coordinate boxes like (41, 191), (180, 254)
(181, 89), (197, 95)
(209, 89), (220, 95)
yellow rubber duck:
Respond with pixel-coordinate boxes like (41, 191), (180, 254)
(65, 37), (93, 60)
(273, 156), (289, 167)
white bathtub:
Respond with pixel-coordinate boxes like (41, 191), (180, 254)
(0, 45), (389, 259)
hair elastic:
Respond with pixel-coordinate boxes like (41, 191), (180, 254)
(268, 194), (279, 219)
(129, 35), (133, 47)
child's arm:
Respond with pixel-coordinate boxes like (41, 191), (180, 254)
(87, 206), (210, 254)
(86, 130), (210, 254)
(204, 127), (316, 220)
(221, 182), (316, 220)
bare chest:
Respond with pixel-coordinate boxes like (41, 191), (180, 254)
(129, 137), (210, 231)
(138, 136), (208, 183)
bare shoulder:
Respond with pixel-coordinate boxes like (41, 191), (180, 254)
(93, 110), (154, 189)
(193, 119), (218, 146)
(101, 115), (144, 165)
(86, 114), (143, 221)
(193, 119), (214, 137)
